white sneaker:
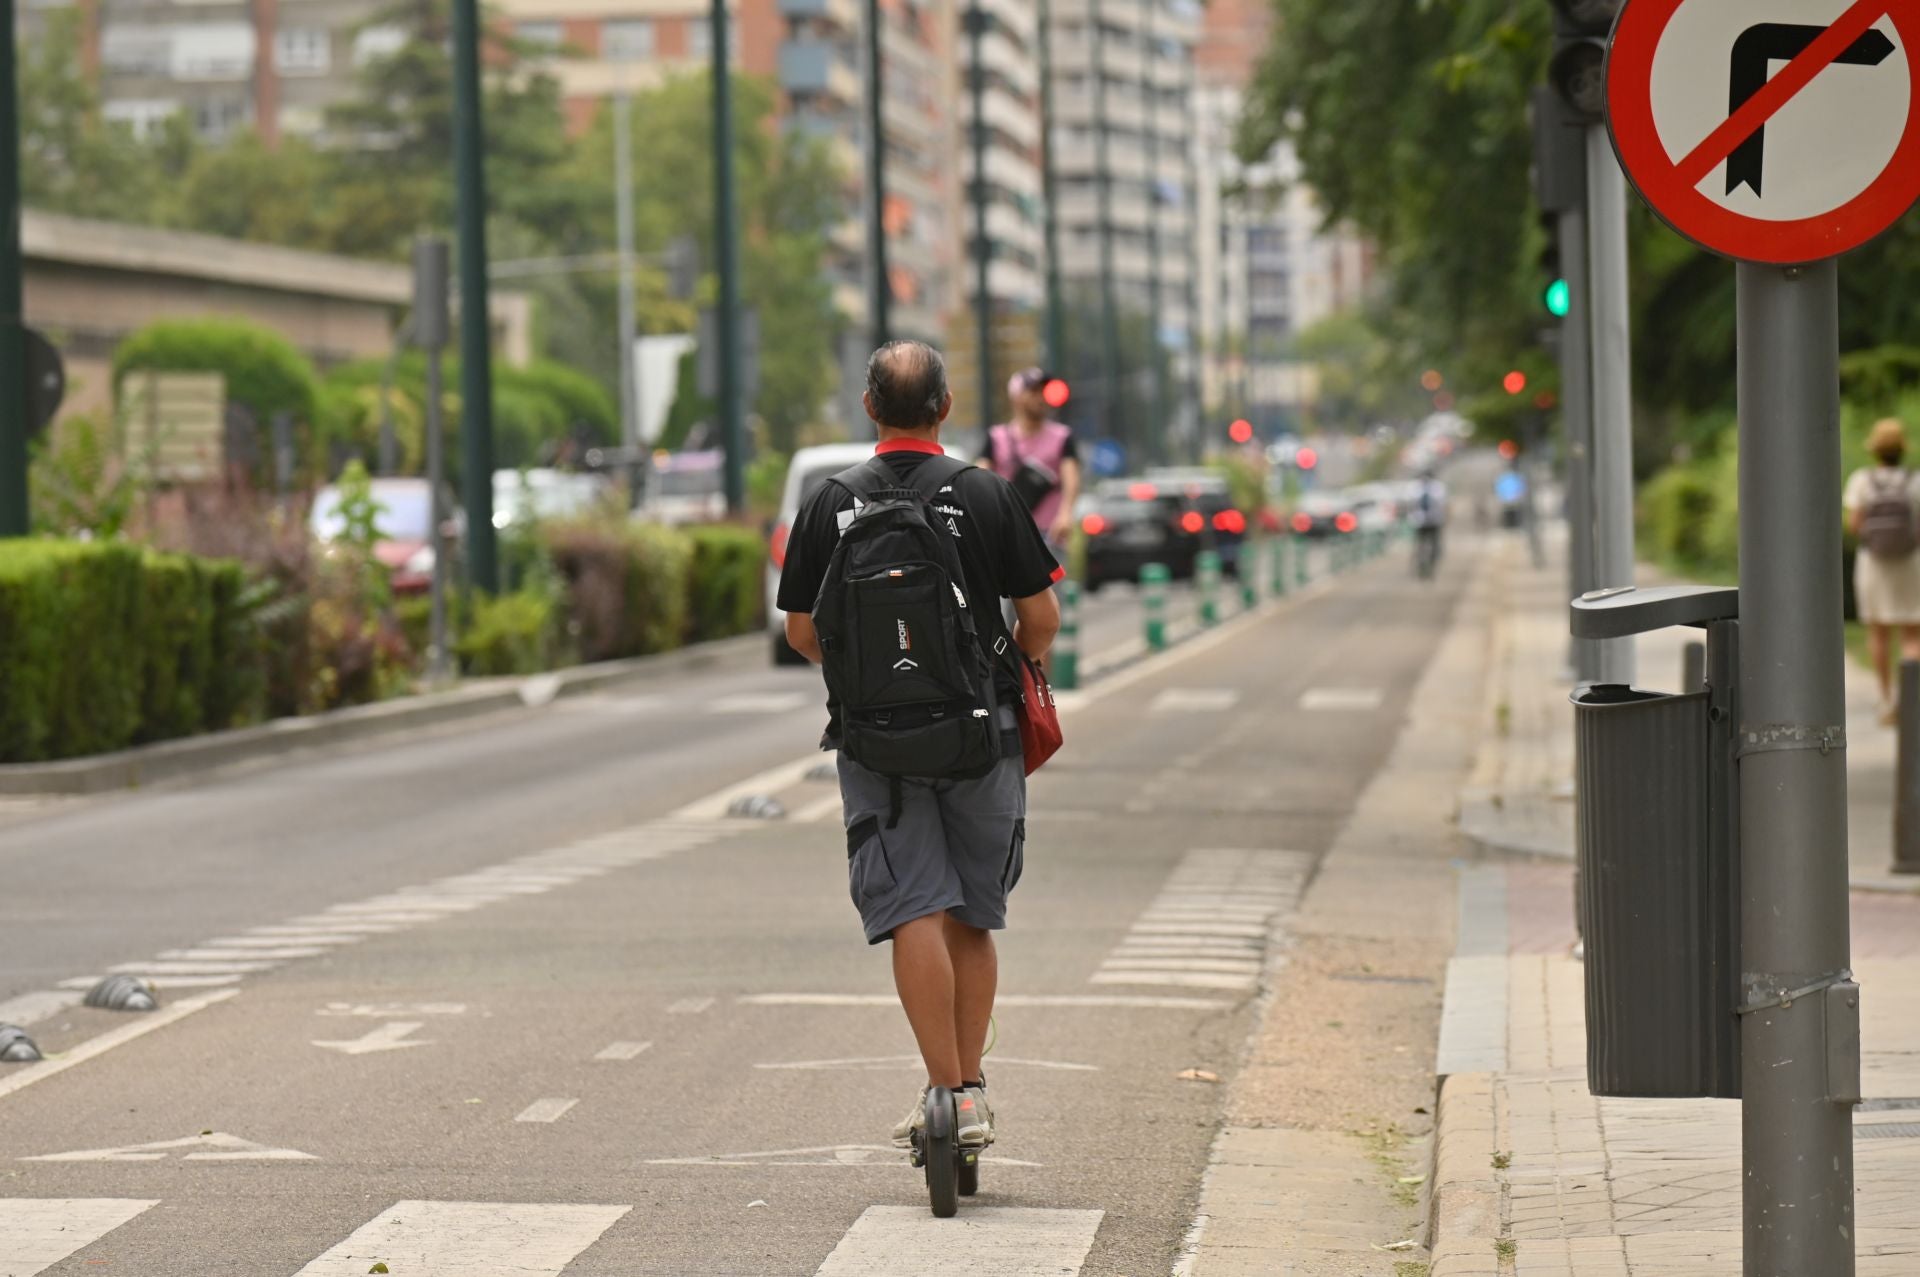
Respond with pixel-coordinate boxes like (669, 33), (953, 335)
(957, 1084), (994, 1147)
(890, 1086), (929, 1149)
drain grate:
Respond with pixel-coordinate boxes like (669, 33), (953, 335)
(1856, 1122), (1920, 1140)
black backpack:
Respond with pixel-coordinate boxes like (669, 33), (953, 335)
(811, 454), (1007, 781)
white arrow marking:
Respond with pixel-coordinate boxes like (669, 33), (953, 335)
(312, 1021), (431, 1055)
(25, 1131), (316, 1162)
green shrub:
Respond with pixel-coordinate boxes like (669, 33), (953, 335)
(543, 519), (691, 661)
(684, 524), (766, 642)
(457, 590), (568, 676)
(113, 317), (320, 430)
(138, 553), (215, 742)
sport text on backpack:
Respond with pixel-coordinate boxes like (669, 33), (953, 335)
(1861, 469), (1918, 560)
(811, 455), (1008, 781)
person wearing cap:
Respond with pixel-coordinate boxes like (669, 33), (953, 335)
(978, 368), (1082, 557)
(1844, 417), (1920, 723)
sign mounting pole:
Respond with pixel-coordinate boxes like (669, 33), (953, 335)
(1586, 127), (1636, 685)
(1605, 1), (1920, 1269)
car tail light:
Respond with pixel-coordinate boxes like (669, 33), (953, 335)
(1212, 509), (1246, 535)
(1291, 512), (1313, 534)
(1334, 511), (1358, 534)
(1179, 510), (1205, 534)
(770, 522), (790, 568)
(1081, 513), (1108, 536)
(1128, 482), (1159, 502)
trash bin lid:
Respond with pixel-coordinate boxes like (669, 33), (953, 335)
(1571, 584), (1739, 639)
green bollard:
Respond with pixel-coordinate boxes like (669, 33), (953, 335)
(1295, 534), (1310, 587)
(1142, 562), (1169, 651)
(1197, 549), (1221, 627)
(1054, 579), (1080, 690)
(1240, 554), (1258, 610)
(1270, 534), (1289, 597)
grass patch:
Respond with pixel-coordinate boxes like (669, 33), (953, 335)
(1495, 1238), (1518, 1264)
(1356, 1122), (1424, 1208)
(1492, 1150), (1512, 1170)
(1394, 1264), (1430, 1277)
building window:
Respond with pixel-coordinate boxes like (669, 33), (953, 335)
(103, 98), (180, 136)
(602, 18), (654, 61)
(192, 95), (249, 137)
(517, 21), (564, 51)
(275, 28), (330, 76)
(171, 24), (256, 81)
(100, 28), (172, 76)
(352, 24), (407, 67)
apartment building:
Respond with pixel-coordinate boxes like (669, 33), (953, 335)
(1045, 0), (1201, 453)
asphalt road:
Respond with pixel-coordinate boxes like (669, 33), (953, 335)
(0, 533), (1470, 1276)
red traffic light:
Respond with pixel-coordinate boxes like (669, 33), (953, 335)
(1042, 378), (1070, 409)
(1503, 370), (1528, 396)
(1228, 418), (1254, 444)
(1420, 369), (1444, 392)
(1295, 446), (1318, 471)
(1498, 439), (1519, 460)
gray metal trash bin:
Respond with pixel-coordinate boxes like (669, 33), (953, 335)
(1570, 586), (1741, 1099)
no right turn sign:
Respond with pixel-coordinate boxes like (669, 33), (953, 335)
(1607, 0), (1920, 262)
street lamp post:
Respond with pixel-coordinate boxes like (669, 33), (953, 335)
(0, 0), (29, 536)
(1138, 2), (1164, 463)
(450, 0), (498, 592)
(1089, 0), (1121, 452)
(863, 0), (889, 350)
(710, 0), (745, 513)
(1037, 0), (1065, 374)
(968, 4), (993, 435)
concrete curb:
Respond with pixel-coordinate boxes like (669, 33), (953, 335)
(1427, 1072), (1503, 1277)
(0, 632), (765, 796)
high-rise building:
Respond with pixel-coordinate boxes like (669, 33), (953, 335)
(1045, 0), (1201, 461)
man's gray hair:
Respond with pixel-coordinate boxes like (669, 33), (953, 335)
(866, 340), (948, 430)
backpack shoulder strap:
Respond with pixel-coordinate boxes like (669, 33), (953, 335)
(828, 456), (907, 505)
(902, 453), (970, 502)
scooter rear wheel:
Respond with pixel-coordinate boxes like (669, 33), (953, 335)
(922, 1086), (959, 1218)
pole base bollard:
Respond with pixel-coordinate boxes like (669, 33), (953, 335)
(1270, 536), (1289, 597)
(1196, 550), (1221, 628)
(1296, 537), (1310, 587)
(1054, 579), (1080, 691)
(1142, 562), (1169, 652)
(1896, 660), (1920, 873)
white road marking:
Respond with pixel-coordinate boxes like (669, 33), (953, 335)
(1128, 923), (1269, 938)
(107, 959), (280, 976)
(755, 1054), (1098, 1072)
(814, 1206), (1104, 1276)
(0, 988), (238, 1103)
(59, 973), (243, 990)
(645, 1144), (1043, 1169)
(1147, 688), (1241, 713)
(594, 1040), (653, 1061)
(1090, 971), (1256, 989)
(711, 691), (810, 714)
(0, 1198), (157, 1275)
(795, 792), (847, 823)
(317, 1002), (467, 1017)
(1092, 849), (1312, 991)
(26, 1130), (315, 1162)
(312, 1022), (431, 1055)
(158, 947), (330, 961)
(1299, 686), (1383, 711)
(669, 754), (821, 821)
(208, 933), (369, 948)
(291, 1201), (630, 1277)
(285, 915), (434, 929)
(514, 1097), (579, 1123)
(739, 993), (1234, 1010)
(0, 990), (81, 1028)
(668, 996), (715, 1014)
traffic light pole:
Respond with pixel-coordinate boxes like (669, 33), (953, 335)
(1586, 127), (1635, 684)
(451, 0), (497, 592)
(1089, 0), (1122, 452)
(1036, 0), (1065, 374)
(0, 0), (25, 536)
(1139, 8), (1165, 464)
(1559, 205), (1600, 682)
(863, 0), (889, 350)
(1736, 258), (1856, 1277)
(711, 0), (745, 514)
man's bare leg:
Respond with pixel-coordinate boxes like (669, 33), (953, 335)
(945, 916), (997, 1081)
(892, 912), (963, 1088)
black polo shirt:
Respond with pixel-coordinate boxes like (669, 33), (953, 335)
(776, 437), (1063, 740)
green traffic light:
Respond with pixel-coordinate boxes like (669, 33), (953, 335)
(1544, 277), (1571, 318)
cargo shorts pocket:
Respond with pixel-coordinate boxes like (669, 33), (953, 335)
(846, 816), (897, 906)
(999, 817), (1025, 894)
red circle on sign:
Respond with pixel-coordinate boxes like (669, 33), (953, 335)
(1607, 0), (1920, 263)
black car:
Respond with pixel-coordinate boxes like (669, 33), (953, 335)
(1079, 477), (1248, 591)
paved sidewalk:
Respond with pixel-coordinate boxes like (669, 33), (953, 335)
(1432, 532), (1920, 1275)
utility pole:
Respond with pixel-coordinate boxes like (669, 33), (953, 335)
(0, 0), (28, 536)
(967, 4), (993, 435)
(412, 237), (453, 686)
(1180, 36), (1203, 458)
(1036, 0), (1065, 374)
(450, 0), (497, 591)
(1138, 0), (1164, 463)
(1089, 0), (1121, 453)
(614, 81), (640, 505)
(710, 0), (745, 514)
(862, 0), (889, 349)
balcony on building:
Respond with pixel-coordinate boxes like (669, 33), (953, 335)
(780, 39), (860, 105)
(779, 0), (859, 32)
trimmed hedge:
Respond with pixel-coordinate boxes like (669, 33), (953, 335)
(684, 525), (766, 643)
(544, 520), (693, 662)
(0, 541), (262, 762)
(457, 590), (568, 677)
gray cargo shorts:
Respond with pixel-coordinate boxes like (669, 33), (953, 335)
(838, 740), (1027, 945)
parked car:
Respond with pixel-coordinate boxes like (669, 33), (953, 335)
(491, 468), (612, 531)
(1079, 474), (1248, 591)
(1289, 489), (1356, 539)
(641, 450), (727, 526)
(765, 441), (967, 665)
(309, 477), (460, 595)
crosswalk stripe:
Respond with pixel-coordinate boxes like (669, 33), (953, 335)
(814, 1206), (1104, 1276)
(1090, 971), (1256, 989)
(158, 947), (330, 961)
(1098, 958), (1264, 974)
(291, 1201), (630, 1276)
(515, 1097), (579, 1123)
(0, 1198), (158, 1275)
(594, 1041), (652, 1061)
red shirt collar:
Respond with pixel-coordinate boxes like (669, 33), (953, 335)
(875, 437), (944, 456)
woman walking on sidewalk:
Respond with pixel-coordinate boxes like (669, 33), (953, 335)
(1845, 416), (1920, 723)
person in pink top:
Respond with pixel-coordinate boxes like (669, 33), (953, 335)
(977, 367), (1082, 556)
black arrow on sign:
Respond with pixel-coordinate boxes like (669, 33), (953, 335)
(1727, 22), (1894, 196)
